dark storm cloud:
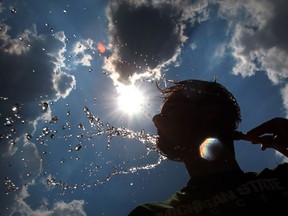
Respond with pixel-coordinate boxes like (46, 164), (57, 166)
(0, 23), (76, 215)
(0, 24), (75, 123)
(0, 24), (75, 167)
(104, 0), (208, 85)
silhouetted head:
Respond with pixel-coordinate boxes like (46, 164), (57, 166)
(152, 79), (241, 161)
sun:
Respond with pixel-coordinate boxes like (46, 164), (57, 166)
(117, 84), (145, 115)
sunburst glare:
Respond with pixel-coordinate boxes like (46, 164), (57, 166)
(117, 84), (145, 115)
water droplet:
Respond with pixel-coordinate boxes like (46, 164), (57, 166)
(40, 102), (48, 112)
(79, 123), (86, 131)
(75, 144), (82, 151)
(41, 127), (50, 136)
(76, 134), (83, 139)
(83, 106), (89, 113)
(11, 103), (20, 114)
(25, 133), (32, 140)
(4, 117), (14, 127)
(50, 116), (59, 124)
(9, 139), (16, 145)
(10, 8), (17, 14)
(60, 157), (65, 163)
(0, 97), (8, 101)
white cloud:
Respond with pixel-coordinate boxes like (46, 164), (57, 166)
(22, 136), (43, 178)
(72, 39), (96, 67)
(3, 138), (19, 157)
(51, 32), (67, 71)
(215, 0), (288, 115)
(11, 186), (87, 216)
(80, 54), (93, 67)
(53, 72), (76, 99)
(281, 84), (288, 118)
(0, 24), (35, 55)
(73, 41), (86, 54)
(214, 43), (227, 59)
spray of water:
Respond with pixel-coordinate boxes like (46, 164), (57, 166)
(2, 103), (165, 194)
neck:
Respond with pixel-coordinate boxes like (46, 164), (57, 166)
(185, 156), (241, 178)
(184, 137), (242, 178)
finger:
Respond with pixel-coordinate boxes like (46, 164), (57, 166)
(272, 134), (288, 149)
(260, 140), (274, 150)
(247, 118), (281, 136)
(237, 133), (273, 145)
(257, 135), (274, 145)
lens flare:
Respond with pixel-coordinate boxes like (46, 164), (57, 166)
(97, 42), (105, 53)
(199, 138), (223, 161)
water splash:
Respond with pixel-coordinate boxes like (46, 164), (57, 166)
(2, 103), (164, 194)
(83, 106), (104, 135)
(95, 154), (166, 185)
(105, 123), (158, 150)
(39, 106), (164, 192)
(4, 176), (18, 194)
(44, 154), (166, 191)
(83, 106), (158, 149)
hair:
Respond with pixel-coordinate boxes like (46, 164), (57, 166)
(156, 79), (241, 160)
(159, 79), (241, 129)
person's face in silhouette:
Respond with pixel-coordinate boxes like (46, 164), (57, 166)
(152, 92), (208, 160)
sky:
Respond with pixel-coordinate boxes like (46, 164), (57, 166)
(0, 0), (288, 215)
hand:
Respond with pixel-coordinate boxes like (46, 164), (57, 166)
(247, 118), (288, 155)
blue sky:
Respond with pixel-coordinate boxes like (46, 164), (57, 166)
(1, 0), (288, 215)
